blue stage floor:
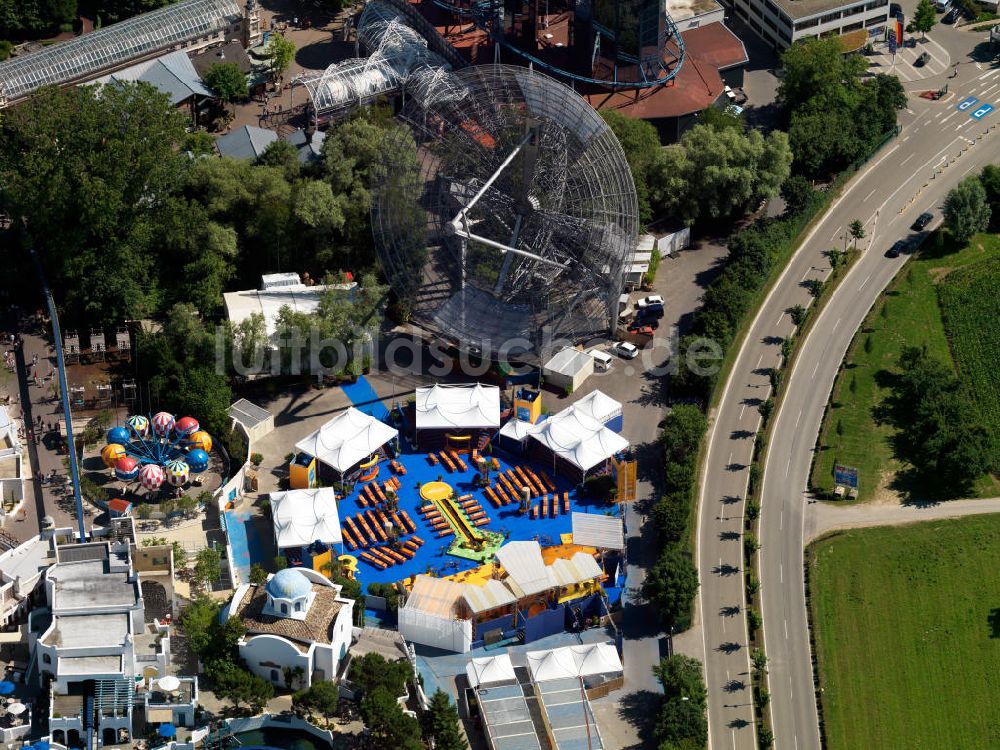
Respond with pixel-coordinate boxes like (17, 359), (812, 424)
(341, 444), (620, 590)
(341, 376), (390, 420)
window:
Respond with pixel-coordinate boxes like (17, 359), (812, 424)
(779, 27), (792, 41)
(750, 18), (762, 31)
(844, 4), (865, 15)
(735, 4), (748, 18)
(795, 17), (819, 29)
(821, 11), (841, 23)
(865, 14), (887, 25)
(866, 0), (885, 9)
(294, 602), (301, 612)
(43, 654), (51, 665)
(842, 20), (863, 30)
(765, 16), (778, 30)
(764, 0), (779, 12)
(280, 603), (288, 614)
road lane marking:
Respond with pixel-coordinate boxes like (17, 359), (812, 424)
(829, 226), (841, 242)
(864, 188), (877, 201)
(780, 510), (783, 530)
(811, 360), (820, 379)
(859, 272), (873, 290)
(776, 310), (784, 326)
(900, 152), (914, 166)
(739, 404), (746, 420)
(832, 318), (841, 332)
(800, 267), (812, 282)
(784, 619), (788, 638)
(785, 456), (791, 477)
(779, 563), (783, 583)
(794, 409), (801, 428)
(934, 111), (944, 119)
(979, 69), (995, 80)
(982, 83), (999, 97)
(728, 451), (733, 466)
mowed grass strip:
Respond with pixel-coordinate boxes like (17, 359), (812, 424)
(812, 233), (1000, 501)
(938, 257), (1000, 466)
(809, 515), (1000, 750)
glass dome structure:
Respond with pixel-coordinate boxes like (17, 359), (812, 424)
(372, 64), (638, 356)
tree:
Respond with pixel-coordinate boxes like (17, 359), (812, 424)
(194, 547), (222, 588)
(348, 652), (411, 698)
(849, 218), (865, 249)
(777, 37), (868, 113)
(421, 689), (468, 750)
(649, 124), (792, 225)
(780, 174), (815, 215)
(913, 0), (936, 36)
(943, 176), (992, 243)
(269, 33), (296, 78)
(249, 563), (268, 585)
(172, 541), (188, 570)
(136, 503), (153, 520)
(293, 680), (340, 726)
(653, 655), (707, 708)
(599, 110), (662, 222)
(258, 139), (300, 181)
(176, 494), (197, 516)
(653, 694), (707, 749)
(642, 546), (699, 627)
(979, 164), (1000, 228)
(178, 595), (222, 658)
(203, 62), (248, 106)
(209, 658), (274, 711)
(360, 687), (423, 750)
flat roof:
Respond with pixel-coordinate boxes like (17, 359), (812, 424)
(773, 0), (879, 20)
(58, 655), (123, 676)
(49, 559), (137, 611)
(666, 0), (724, 20)
(0, 536), (54, 584)
(44, 612), (129, 648)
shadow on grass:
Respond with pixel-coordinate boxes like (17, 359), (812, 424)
(989, 608), (1000, 638)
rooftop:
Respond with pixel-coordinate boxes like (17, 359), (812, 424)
(271, 488), (343, 549)
(215, 124), (280, 160)
(233, 582), (345, 647)
(48, 559), (138, 611)
(0, 0), (243, 104)
(43, 612), (129, 648)
(58, 655), (123, 676)
(92, 48), (211, 106)
(773, 0), (875, 20)
(666, 0), (724, 20)
(0, 536), (55, 586)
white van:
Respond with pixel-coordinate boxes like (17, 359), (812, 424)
(588, 349), (614, 372)
(933, 0), (951, 12)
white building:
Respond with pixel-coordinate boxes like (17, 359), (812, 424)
(542, 348), (594, 393)
(729, 0), (890, 49)
(226, 568), (354, 689)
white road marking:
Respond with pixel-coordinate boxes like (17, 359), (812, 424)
(728, 451), (733, 466)
(956, 120), (973, 131)
(756, 353), (764, 368)
(779, 564), (783, 584)
(961, 162), (981, 177)
(934, 111), (944, 119)
(739, 404), (746, 420)
(784, 619), (789, 638)
(776, 310), (784, 326)
(864, 188), (877, 201)
(794, 409), (801, 429)
(900, 152), (915, 166)
(800, 267), (812, 282)
(811, 360), (820, 379)
(982, 83), (999, 97)
(785, 456), (791, 477)
(942, 111), (956, 124)
(832, 318), (841, 332)
(979, 69), (995, 80)
(780, 510), (783, 531)
(902, 135), (910, 142)
(859, 272), (873, 290)
(829, 226), (842, 242)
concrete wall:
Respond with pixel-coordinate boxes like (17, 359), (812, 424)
(240, 634), (313, 687)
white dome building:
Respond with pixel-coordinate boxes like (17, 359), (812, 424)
(225, 568), (355, 689)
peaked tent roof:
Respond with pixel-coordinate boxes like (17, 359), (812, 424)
(465, 654), (517, 688)
(402, 574), (467, 618)
(414, 383), (501, 430)
(571, 390), (622, 424)
(495, 541), (553, 598)
(526, 643), (623, 683)
(499, 418), (534, 442)
(461, 578), (517, 614)
(543, 347), (593, 378)
(270, 487), (342, 549)
(528, 407), (629, 472)
(295, 407), (398, 473)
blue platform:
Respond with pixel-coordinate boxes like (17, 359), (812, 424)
(340, 376), (390, 420)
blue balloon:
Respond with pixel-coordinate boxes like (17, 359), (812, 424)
(186, 448), (210, 473)
(107, 427), (130, 446)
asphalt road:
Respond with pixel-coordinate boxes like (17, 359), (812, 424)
(698, 31), (1000, 750)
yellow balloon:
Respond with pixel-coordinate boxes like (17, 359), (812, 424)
(189, 431), (213, 453)
(102, 444), (126, 468)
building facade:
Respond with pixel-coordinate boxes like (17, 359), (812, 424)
(727, 0), (890, 49)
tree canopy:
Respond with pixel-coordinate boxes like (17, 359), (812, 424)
(360, 687), (423, 750)
(269, 33), (296, 78)
(599, 110), (661, 223)
(913, 0), (936, 35)
(348, 652), (411, 698)
(943, 177), (992, 243)
(421, 689), (468, 750)
(642, 546), (700, 628)
(203, 62), (249, 103)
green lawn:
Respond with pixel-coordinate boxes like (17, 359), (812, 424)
(811, 232), (1000, 501)
(809, 515), (1000, 750)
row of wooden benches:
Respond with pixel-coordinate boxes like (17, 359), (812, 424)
(427, 450), (469, 473)
(529, 493), (571, 519)
(357, 476), (402, 508)
(417, 501), (491, 537)
(389, 459), (407, 475)
(359, 536), (425, 570)
(341, 507), (417, 550)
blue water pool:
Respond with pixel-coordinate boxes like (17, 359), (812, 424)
(229, 728), (328, 750)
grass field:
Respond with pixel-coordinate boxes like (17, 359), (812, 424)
(810, 515), (1000, 750)
(938, 258), (1000, 467)
(811, 232), (1000, 501)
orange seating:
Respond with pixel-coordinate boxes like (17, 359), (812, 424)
(551, 495), (558, 516)
(411, 535), (424, 546)
(370, 548), (395, 566)
(530, 505), (538, 519)
(540, 501), (546, 519)
(354, 515), (377, 545)
(402, 539), (420, 553)
(365, 511), (387, 542)
(486, 488), (501, 508)
(541, 471), (557, 493)
(360, 551), (386, 570)
(400, 511), (417, 533)
(563, 494), (570, 514)
(357, 493), (369, 508)
(399, 546), (415, 559)
(428, 453), (438, 465)
(341, 526), (357, 550)
(474, 518), (491, 527)
(384, 548), (406, 564)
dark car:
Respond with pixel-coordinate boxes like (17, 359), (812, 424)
(912, 212), (933, 231)
(915, 52), (931, 67)
(885, 240), (907, 258)
(636, 304), (664, 321)
(943, 7), (960, 23)
(633, 311), (660, 328)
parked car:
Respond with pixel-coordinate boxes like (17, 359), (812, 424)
(912, 212), (933, 231)
(636, 295), (664, 309)
(627, 324), (655, 337)
(633, 310), (660, 327)
(636, 302), (664, 319)
(943, 7), (960, 22)
(614, 341), (639, 359)
(885, 240), (907, 258)
(915, 52), (931, 67)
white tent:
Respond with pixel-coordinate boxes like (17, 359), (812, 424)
(270, 487), (342, 550)
(495, 541), (554, 598)
(398, 575), (473, 653)
(295, 407), (398, 473)
(414, 383), (501, 430)
(571, 390), (622, 426)
(465, 654), (516, 688)
(571, 513), (625, 550)
(526, 643), (623, 683)
(528, 407), (629, 472)
(499, 418), (534, 444)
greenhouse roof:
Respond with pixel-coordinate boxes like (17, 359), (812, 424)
(0, 0), (242, 104)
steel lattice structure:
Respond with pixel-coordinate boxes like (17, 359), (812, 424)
(372, 64), (638, 356)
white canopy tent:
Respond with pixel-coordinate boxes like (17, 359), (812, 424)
(414, 383), (501, 430)
(542, 348), (594, 391)
(295, 407), (398, 474)
(465, 654), (517, 688)
(270, 487), (342, 550)
(526, 643), (623, 683)
(571, 390), (622, 426)
(495, 541), (555, 598)
(571, 513), (625, 550)
(528, 407), (629, 473)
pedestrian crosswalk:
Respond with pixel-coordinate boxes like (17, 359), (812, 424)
(866, 36), (950, 81)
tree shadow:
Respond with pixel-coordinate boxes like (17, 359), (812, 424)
(761, 335), (784, 346)
(717, 641), (742, 654)
(617, 690), (662, 747)
(742, 397), (763, 408)
(724, 679), (747, 693)
(719, 605), (741, 617)
(719, 531), (741, 541)
(970, 43), (1000, 64)
(720, 494), (742, 505)
(727, 462), (747, 472)
(730, 430), (754, 440)
(988, 608), (1000, 638)
(714, 563), (741, 577)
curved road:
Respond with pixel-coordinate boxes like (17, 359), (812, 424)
(697, 38), (1000, 750)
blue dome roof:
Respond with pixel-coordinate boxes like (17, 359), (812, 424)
(266, 569), (311, 599)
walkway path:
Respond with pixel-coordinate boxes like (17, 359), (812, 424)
(804, 497), (1000, 544)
